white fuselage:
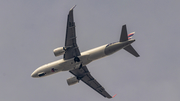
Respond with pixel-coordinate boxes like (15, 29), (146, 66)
(31, 39), (135, 78)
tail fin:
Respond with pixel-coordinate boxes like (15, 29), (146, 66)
(120, 25), (128, 42)
(120, 25), (140, 57)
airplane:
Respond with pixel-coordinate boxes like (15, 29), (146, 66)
(31, 5), (140, 99)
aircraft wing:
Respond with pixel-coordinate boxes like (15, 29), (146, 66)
(70, 66), (112, 98)
(64, 5), (81, 60)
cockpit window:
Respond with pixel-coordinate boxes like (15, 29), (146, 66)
(38, 72), (46, 77)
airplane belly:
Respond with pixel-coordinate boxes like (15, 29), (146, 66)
(82, 45), (107, 61)
(60, 58), (82, 71)
(45, 60), (64, 74)
(31, 59), (65, 77)
(60, 47), (107, 71)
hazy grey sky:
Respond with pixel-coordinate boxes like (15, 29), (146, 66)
(0, 0), (180, 101)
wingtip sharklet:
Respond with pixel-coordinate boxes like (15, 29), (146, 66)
(112, 94), (117, 98)
(107, 94), (117, 99)
(70, 5), (76, 11)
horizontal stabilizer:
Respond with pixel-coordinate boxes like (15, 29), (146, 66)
(124, 45), (140, 57)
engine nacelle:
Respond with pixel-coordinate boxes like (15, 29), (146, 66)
(67, 77), (79, 86)
(53, 47), (65, 57)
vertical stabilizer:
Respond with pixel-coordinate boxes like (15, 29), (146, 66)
(120, 25), (128, 42)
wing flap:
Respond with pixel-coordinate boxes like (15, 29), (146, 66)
(70, 66), (112, 98)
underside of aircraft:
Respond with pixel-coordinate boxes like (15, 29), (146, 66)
(31, 5), (139, 99)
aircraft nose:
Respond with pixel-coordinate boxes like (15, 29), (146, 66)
(31, 72), (38, 78)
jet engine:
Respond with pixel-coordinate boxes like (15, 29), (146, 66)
(67, 76), (79, 86)
(53, 47), (65, 57)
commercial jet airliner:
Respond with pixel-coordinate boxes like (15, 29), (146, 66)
(31, 5), (140, 99)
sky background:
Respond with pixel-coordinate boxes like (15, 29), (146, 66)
(0, 0), (180, 101)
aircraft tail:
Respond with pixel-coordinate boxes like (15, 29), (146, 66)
(119, 25), (140, 57)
